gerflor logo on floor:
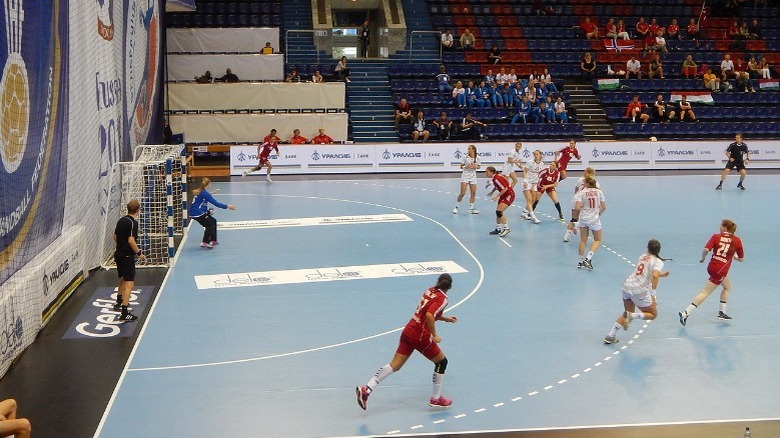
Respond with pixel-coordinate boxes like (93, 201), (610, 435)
(63, 286), (154, 339)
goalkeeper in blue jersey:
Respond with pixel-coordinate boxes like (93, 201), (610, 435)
(188, 178), (236, 249)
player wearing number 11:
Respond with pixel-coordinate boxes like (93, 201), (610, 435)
(678, 219), (744, 326)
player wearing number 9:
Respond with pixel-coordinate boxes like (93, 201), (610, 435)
(603, 239), (671, 344)
(678, 219), (745, 325)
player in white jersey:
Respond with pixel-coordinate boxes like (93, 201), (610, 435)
(520, 150), (544, 224)
(564, 167), (598, 242)
(453, 144), (480, 214)
(502, 142), (524, 188)
(604, 239), (670, 344)
(573, 177), (606, 270)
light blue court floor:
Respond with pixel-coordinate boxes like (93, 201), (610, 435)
(97, 173), (780, 438)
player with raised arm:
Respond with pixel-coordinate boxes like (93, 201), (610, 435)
(564, 167), (598, 242)
(485, 166), (515, 237)
(532, 161), (565, 221)
(243, 129), (281, 182)
(573, 177), (606, 270)
(604, 239), (670, 344)
(716, 133), (750, 190)
(452, 145), (480, 214)
(487, 142), (523, 196)
(356, 274), (458, 410)
(678, 219), (744, 325)
(520, 150), (544, 224)
(554, 140), (581, 180)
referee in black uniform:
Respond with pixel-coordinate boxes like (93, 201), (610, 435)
(113, 199), (144, 321)
(716, 133), (750, 190)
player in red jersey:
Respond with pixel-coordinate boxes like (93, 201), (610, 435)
(485, 166), (515, 237)
(242, 129), (280, 182)
(356, 274), (458, 410)
(679, 219), (745, 325)
(554, 140), (581, 180)
(532, 161), (564, 221)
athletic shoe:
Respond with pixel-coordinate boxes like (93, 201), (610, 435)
(452, 206), (459, 214)
(200, 242), (214, 249)
(622, 311), (633, 330)
(356, 386), (369, 410)
(499, 228), (511, 237)
(737, 184), (745, 190)
(429, 396), (452, 407)
(118, 311), (139, 322)
(489, 229), (501, 235)
(603, 336), (619, 344)
(577, 260), (585, 269)
(715, 184), (722, 190)
(469, 208), (479, 214)
(531, 216), (541, 224)
(717, 311), (732, 321)
(242, 171), (248, 177)
(266, 176), (273, 183)
(112, 302), (122, 311)
(559, 215), (565, 222)
(520, 213), (531, 220)
(678, 311), (688, 326)
(210, 241), (219, 246)
(582, 259), (593, 270)
(563, 230), (571, 242)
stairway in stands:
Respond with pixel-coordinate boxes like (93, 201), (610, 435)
(347, 59), (397, 143)
(282, 0), (326, 64)
(390, 0), (440, 62)
(567, 84), (615, 141)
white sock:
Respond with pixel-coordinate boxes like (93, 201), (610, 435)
(432, 372), (445, 399)
(564, 229), (571, 239)
(608, 323), (621, 337)
(586, 251), (595, 260)
(468, 203), (475, 210)
(719, 301), (727, 313)
(684, 303), (697, 315)
(367, 364), (394, 392)
(631, 311), (645, 320)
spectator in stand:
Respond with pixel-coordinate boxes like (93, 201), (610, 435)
(195, 70), (213, 83)
(554, 96), (569, 123)
(452, 80), (467, 108)
(686, 18), (702, 40)
(488, 44), (502, 64)
(0, 399), (31, 438)
(335, 56), (351, 82)
(682, 55), (698, 78)
(433, 111), (453, 140)
(507, 68), (519, 85)
(541, 97), (556, 123)
(285, 68), (302, 83)
(605, 18), (618, 39)
(473, 81), (491, 108)
(626, 95), (650, 123)
(703, 68), (724, 91)
(459, 28), (476, 50)
(727, 20), (746, 50)
(648, 52), (664, 79)
(511, 95), (533, 123)
(312, 128), (335, 144)
(748, 18), (762, 39)
(411, 111), (430, 142)
(529, 101), (543, 123)
(580, 52), (597, 82)
(436, 65), (453, 98)
(488, 81), (504, 107)
(500, 83), (515, 108)
(648, 18), (660, 35)
(484, 69), (496, 85)
(626, 55), (643, 79)
(311, 70), (324, 83)
(441, 30), (455, 51)
(752, 56), (771, 79)
(496, 67), (509, 85)
(738, 21), (751, 40)
(289, 129), (309, 144)
(653, 94), (676, 122)
(635, 17), (650, 40)
(580, 17), (599, 39)
(359, 20), (371, 58)
(261, 42), (274, 54)
(464, 80), (478, 108)
(734, 58), (755, 92)
(215, 68), (239, 83)
(615, 19), (630, 40)
(651, 30), (669, 53)
(394, 98), (414, 129)
(461, 113), (487, 140)
(720, 54), (735, 81)
(747, 56), (761, 79)
(678, 95), (697, 122)
(667, 19), (681, 40)
(540, 68), (559, 93)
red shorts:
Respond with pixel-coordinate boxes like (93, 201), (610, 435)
(557, 161), (570, 172)
(396, 325), (441, 360)
(537, 186), (555, 194)
(258, 156), (271, 165)
(707, 262), (730, 286)
(499, 191), (515, 206)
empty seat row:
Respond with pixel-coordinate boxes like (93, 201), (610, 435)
(612, 121), (780, 136)
(168, 14), (282, 28)
(604, 105), (780, 120)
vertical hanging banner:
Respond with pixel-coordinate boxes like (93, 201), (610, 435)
(0, 0), (68, 286)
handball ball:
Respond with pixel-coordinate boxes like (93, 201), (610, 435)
(649, 136), (657, 142)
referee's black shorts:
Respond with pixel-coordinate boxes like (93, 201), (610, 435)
(725, 161), (745, 171)
(115, 254), (136, 281)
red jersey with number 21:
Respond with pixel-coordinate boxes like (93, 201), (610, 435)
(407, 287), (448, 337)
(705, 232), (744, 275)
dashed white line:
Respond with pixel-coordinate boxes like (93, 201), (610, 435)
(433, 419), (446, 424)
(474, 408), (487, 413)
(557, 379), (567, 384)
(410, 424), (423, 430)
(493, 402), (505, 408)
(454, 414), (467, 419)
(511, 396), (523, 401)
(543, 385), (554, 390)
(528, 391), (539, 396)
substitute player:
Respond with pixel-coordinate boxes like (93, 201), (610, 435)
(574, 177), (606, 270)
(520, 150), (545, 224)
(532, 161), (564, 221)
(716, 134), (750, 190)
(564, 167), (599, 242)
(243, 129), (280, 182)
(452, 144), (480, 214)
(485, 166), (515, 237)
(604, 239), (670, 344)
(112, 199), (145, 322)
(356, 274), (458, 410)
(554, 140), (581, 180)
(678, 219), (744, 325)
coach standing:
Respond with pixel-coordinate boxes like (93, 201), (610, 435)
(113, 199), (144, 322)
(716, 133), (750, 190)
(359, 20), (370, 58)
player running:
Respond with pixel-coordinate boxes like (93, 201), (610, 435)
(520, 149), (544, 224)
(485, 166), (515, 237)
(573, 177), (606, 270)
(554, 139), (581, 180)
(678, 219), (745, 325)
(243, 129), (281, 182)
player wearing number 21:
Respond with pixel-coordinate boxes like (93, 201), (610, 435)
(604, 239), (670, 344)
(356, 274), (457, 410)
(678, 219), (744, 326)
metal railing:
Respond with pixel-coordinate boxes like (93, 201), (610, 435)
(284, 29), (323, 65)
(409, 31), (442, 63)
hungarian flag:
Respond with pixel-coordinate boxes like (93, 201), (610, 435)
(597, 78), (620, 90)
(603, 39), (636, 52)
(759, 79), (779, 90)
(670, 90), (714, 104)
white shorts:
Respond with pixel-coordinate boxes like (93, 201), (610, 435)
(578, 217), (602, 231)
(461, 176), (477, 185)
(622, 288), (653, 308)
(523, 180), (537, 192)
(502, 165), (516, 176)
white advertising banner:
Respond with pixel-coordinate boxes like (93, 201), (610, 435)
(171, 113), (349, 143)
(167, 82), (346, 111)
(166, 27), (279, 53)
(167, 53), (284, 82)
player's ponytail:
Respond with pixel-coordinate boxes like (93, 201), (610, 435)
(647, 239), (672, 261)
(435, 273), (453, 291)
(722, 219), (737, 233)
(193, 177), (210, 196)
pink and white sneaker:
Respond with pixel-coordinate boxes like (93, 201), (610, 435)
(209, 241), (219, 246)
(356, 386), (370, 410)
(428, 396), (452, 407)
